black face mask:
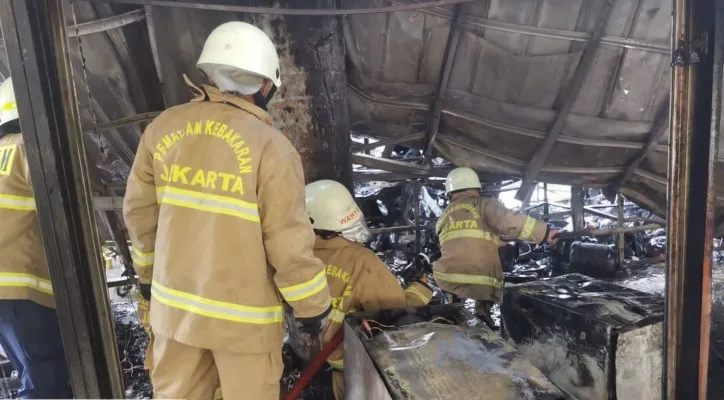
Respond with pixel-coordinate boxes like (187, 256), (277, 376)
(0, 120), (21, 140)
(252, 85), (277, 111)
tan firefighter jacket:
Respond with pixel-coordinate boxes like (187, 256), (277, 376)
(0, 133), (53, 309)
(124, 79), (332, 353)
(433, 192), (548, 303)
(314, 236), (433, 371)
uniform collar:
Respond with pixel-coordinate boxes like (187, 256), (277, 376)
(314, 236), (358, 250)
(451, 191), (480, 201)
(184, 74), (274, 127)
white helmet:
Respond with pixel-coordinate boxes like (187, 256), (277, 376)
(197, 21), (282, 95)
(306, 180), (371, 243)
(445, 167), (482, 194)
(0, 78), (19, 126)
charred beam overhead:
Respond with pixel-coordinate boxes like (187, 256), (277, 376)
(420, 7), (669, 54)
(91, 0), (478, 15)
(349, 84), (710, 159)
(0, 0), (124, 397)
(514, 0), (615, 201)
(84, 111), (160, 133)
(351, 132), (424, 151)
(67, 8), (146, 37)
(664, 0), (718, 397)
(352, 153), (429, 175)
(606, 97), (670, 196)
(422, 3), (466, 161)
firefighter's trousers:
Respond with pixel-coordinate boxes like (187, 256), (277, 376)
(151, 333), (282, 400)
(0, 300), (72, 399)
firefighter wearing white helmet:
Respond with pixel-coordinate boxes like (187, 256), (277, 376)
(306, 179), (434, 399)
(0, 78), (73, 397)
(434, 167), (559, 323)
(124, 22), (331, 400)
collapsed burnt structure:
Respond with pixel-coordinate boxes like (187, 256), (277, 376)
(0, 0), (720, 398)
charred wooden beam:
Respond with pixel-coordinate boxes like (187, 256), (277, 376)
(84, 111), (160, 133)
(0, 0), (124, 396)
(514, 0), (615, 201)
(92, 0), (477, 15)
(353, 154), (429, 175)
(90, 3), (165, 116)
(422, 4), (466, 160)
(143, 5), (167, 106)
(351, 133), (424, 152)
(605, 99), (670, 196)
(664, 0), (718, 396)
(67, 8), (146, 37)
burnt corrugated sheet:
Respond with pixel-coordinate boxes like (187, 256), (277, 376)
(0, 2), (722, 225)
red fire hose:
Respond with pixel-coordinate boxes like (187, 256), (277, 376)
(284, 329), (344, 400)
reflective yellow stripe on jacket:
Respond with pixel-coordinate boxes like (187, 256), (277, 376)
(434, 271), (503, 289)
(519, 216), (537, 241)
(151, 281), (283, 324)
(404, 285), (432, 303)
(131, 247), (154, 267)
(0, 194), (35, 211)
(329, 308), (345, 324)
(0, 272), (53, 295)
(156, 186), (260, 222)
(439, 229), (499, 245)
(278, 270), (328, 303)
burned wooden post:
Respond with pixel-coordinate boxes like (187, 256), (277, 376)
(252, 0), (352, 188)
(665, 0), (718, 397)
(0, 0), (124, 396)
(570, 186), (585, 231)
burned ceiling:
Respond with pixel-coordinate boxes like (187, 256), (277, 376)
(0, 0), (722, 235)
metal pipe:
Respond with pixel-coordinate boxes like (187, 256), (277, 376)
(92, 0), (477, 15)
(370, 225), (426, 235)
(617, 195), (625, 266)
(0, 0), (124, 396)
(414, 182), (421, 255)
(67, 8), (146, 37)
(556, 223), (662, 239)
(664, 0), (717, 396)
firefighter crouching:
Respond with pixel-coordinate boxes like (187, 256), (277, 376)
(0, 78), (73, 398)
(305, 179), (435, 400)
(124, 21), (331, 400)
(434, 167), (559, 321)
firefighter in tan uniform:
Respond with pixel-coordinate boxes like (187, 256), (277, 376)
(0, 78), (72, 397)
(124, 22), (332, 400)
(305, 180), (434, 399)
(434, 167), (558, 320)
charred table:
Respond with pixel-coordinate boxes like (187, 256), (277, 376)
(344, 304), (566, 400)
(501, 274), (663, 400)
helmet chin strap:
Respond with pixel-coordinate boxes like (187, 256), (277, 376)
(253, 85), (277, 111)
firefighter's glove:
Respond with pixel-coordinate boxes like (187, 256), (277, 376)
(293, 307), (331, 362)
(139, 283), (152, 301)
(298, 307), (331, 336)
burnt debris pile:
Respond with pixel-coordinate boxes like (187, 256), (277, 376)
(112, 302), (152, 399)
